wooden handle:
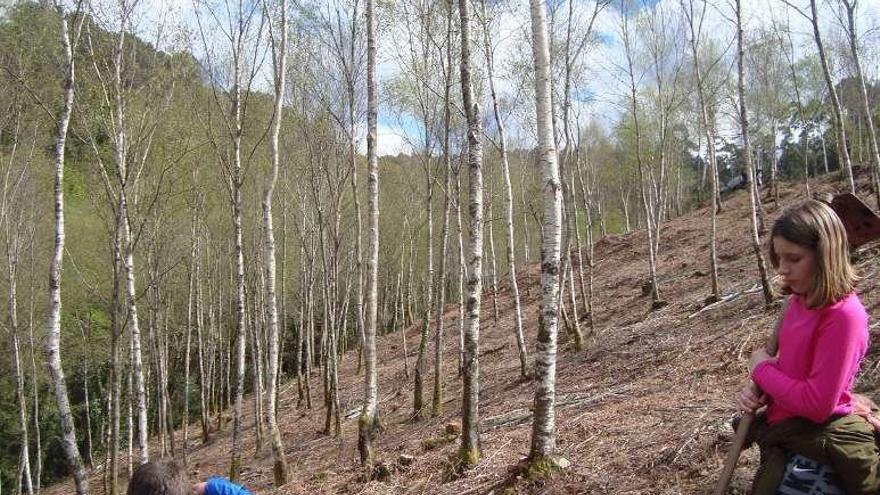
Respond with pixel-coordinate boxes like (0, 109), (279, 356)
(714, 297), (786, 494)
(713, 412), (753, 495)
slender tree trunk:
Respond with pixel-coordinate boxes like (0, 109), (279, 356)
(528, 0), (563, 467)
(11, 268), (34, 495)
(458, 0), (484, 464)
(46, 6), (89, 493)
(229, 90), (248, 485)
(347, 20), (366, 376)
(109, 230), (122, 495)
(682, 0), (720, 303)
(263, 0), (289, 483)
(102, 14), (150, 463)
(249, 291), (264, 452)
(226, 8), (250, 477)
(3, 125), (35, 495)
(842, 0), (880, 207)
(405, 217), (415, 330)
(358, 0), (380, 466)
(808, 0), (854, 192)
(196, 226), (210, 443)
(455, 171), (466, 377)
(736, 0), (773, 306)
(296, 243), (306, 407)
(119, 195), (149, 464)
(413, 162), (434, 420)
(574, 154), (595, 330)
(27, 246), (42, 495)
(304, 251), (314, 409)
(433, 4), (454, 416)
(480, 0), (527, 376)
(620, 2), (662, 309)
(769, 121), (779, 204)
(397, 235), (411, 379)
(571, 165), (589, 330)
(78, 320), (93, 467)
(487, 198), (499, 323)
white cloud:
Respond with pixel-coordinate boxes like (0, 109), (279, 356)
(377, 123), (414, 156)
(134, 0), (879, 146)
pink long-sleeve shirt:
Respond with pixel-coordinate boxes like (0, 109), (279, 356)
(751, 292), (869, 425)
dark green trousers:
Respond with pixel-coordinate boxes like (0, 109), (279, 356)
(747, 413), (880, 495)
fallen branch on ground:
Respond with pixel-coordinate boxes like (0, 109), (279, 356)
(687, 283), (762, 319)
(481, 386), (632, 432)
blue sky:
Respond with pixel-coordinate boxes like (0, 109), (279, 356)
(128, 0), (880, 155)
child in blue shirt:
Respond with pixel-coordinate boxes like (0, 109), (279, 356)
(194, 477), (253, 495)
(127, 461), (253, 495)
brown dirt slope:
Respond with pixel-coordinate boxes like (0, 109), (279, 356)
(52, 170), (880, 494)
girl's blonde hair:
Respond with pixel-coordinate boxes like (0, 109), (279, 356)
(769, 199), (858, 308)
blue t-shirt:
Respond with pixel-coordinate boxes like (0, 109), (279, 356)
(205, 477), (253, 495)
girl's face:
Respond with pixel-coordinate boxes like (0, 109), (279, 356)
(773, 235), (817, 297)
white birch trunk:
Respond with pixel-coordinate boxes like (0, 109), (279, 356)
(620, 2), (662, 308)
(263, 0), (289, 484)
(119, 198), (148, 464)
(46, 6), (89, 493)
(736, 0), (773, 306)
(432, 2), (454, 416)
(808, 0), (854, 192)
(458, 0), (484, 465)
(183, 192), (195, 461)
(229, 70), (248, 484)
(842, 0), (880, 207)
(480, 0), (527, 376)
(27, 249), (42, 495)
(358, 0), (380, 466)
(414, 158), (434, 419)
(196, 229), (210, 443)
(682, 0), (721, 302)
(3, 112), (34, 495)
(528, 0), (563, 465)
(487, 198), (499, 323)
(455, 171), (466, 377)
(12, 293), (33, 495)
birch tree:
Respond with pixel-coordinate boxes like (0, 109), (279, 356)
(556, 0), (606, 349)
(263, 0), (289, 484)
(619, 0), (663, 309)
(735, 0), (773, 306)
(479, 0), (527, 378)
(432, 0), (455, 416)
(838, 0), (880, 206)
(457, 0), (483, 466)
(681, 0), (721, 303)
(528, 0), (563, 470)
(84, 0), (159, 464)
(193, 0), (264, 479)
(388, 0), (445, 419)
(782, 0), (854, 192)
(45, 1), (89, 493)
(357, 0), (380, 469)
(3, 109), (36, 495)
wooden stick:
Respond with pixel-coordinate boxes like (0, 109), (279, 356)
(713, 298), (786, 494)
(713, 413), (753, 495)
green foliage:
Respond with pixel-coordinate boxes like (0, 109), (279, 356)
(0, 1), (858, 491)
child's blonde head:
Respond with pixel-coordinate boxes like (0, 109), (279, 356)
(769, 199), (857, 308)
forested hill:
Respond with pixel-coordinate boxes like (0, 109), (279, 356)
(3, 0), (880, 494)
(46, 172), (880, 494)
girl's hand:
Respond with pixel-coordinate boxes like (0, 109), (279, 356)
(736, 380), (767, 415)
(748, 348), (776, 373)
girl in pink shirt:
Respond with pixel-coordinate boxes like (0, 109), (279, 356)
(737, 199), (877, 494)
